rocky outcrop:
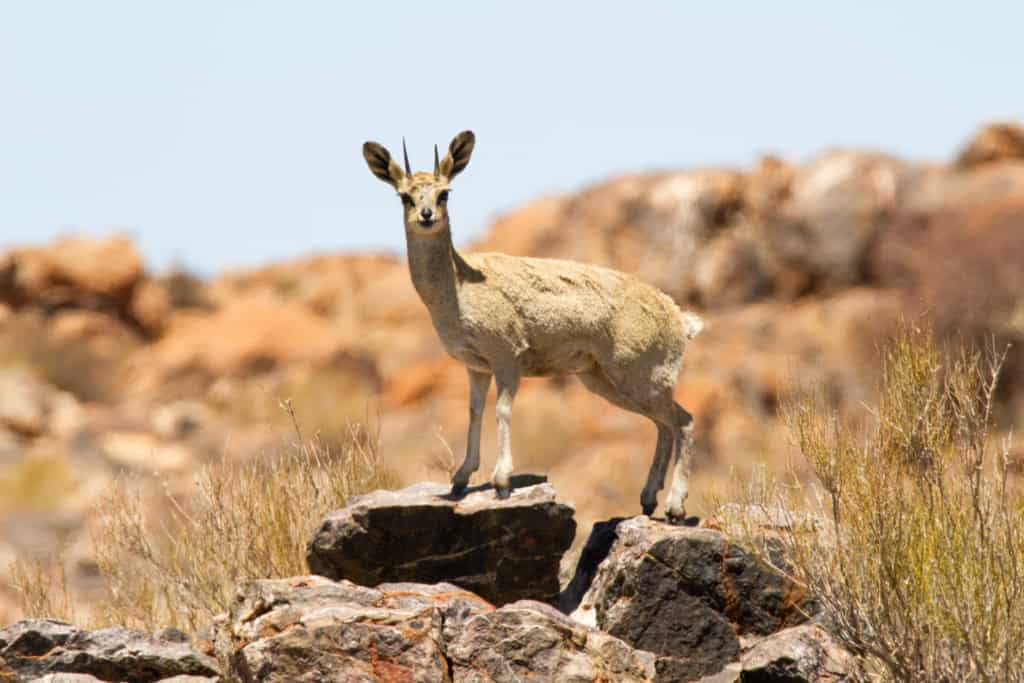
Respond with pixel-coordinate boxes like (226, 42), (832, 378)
(127, 294), (380, 396)
(446, 599), (656, 682)
(214, 575), (656, 683)
(0, 236), (143, 310)
(0, 619), (219, 682)
(25, 674), (217, 683)
(739, 623), (853, 682)
(307, 478), (575, 606)
(955, 121), (1024, 168)
(0, 236), (168, 337)
(569, 517), (809, 682)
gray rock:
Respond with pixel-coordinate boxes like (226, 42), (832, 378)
(216, 575), (488, 683)
(307, 477), (576, 606)
(447, 599), (656, 683)
(741, 624), (853, 682)
(0, 618), (220, 683)
(26, 676), (217, 683)
(215, 575), (656, 683)
(570, 517), (809, 682)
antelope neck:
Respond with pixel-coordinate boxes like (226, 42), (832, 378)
(405, 225), (461, 321)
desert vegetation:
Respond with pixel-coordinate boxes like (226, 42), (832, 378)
(723, 323), (1023, 681)
(11, 413), (392, 631)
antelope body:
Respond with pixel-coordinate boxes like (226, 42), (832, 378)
(363, 130), (702, 520)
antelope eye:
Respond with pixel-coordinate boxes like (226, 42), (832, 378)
(437, 190), (450, 203)
(399, 193), (415, 208)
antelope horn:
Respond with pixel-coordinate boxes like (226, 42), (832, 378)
(434, 144), (440, 177)
(402, 137), (412, 176)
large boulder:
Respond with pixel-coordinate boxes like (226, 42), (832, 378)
(214, 575), (656, 683)
(307, 478), (576, 606)
(215, 576), (481, 683)
(0, 619), (220, 682)
(569, 517), (809, 682)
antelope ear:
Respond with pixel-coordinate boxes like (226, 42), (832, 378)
(439, 130), (475, 180)
(363, 142), (405, 187)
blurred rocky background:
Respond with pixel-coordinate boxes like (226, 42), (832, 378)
(2, 121), (1023, 623)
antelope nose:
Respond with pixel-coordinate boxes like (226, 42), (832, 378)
(420, 208), (433, 221)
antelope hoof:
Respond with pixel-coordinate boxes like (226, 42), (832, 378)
(495, 484), (512, 500)
(666, 512), (698, 527)
(641, 502), (656, 517)
(450, 480), (468, 498)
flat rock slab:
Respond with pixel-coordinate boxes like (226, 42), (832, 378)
(215, 575), (655, 683)
(0, 619), (220, 683)
(307, 478), (576, 606)
(569, 517), (810, 682)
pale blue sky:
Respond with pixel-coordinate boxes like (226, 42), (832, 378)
(1, 2), (1021, 274)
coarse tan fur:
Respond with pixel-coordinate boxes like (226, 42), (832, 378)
(362, 130), (703, 520)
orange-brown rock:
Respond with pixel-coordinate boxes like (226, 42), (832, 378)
(1, 235), (144, 310)
(128, 294), (371, 395)
(129, 278), (173, 335)
(956, 121), (1024, 169)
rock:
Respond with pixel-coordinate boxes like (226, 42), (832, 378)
(559, 517), (626, 613)
(128, 294), (375, 395)
(0, 368), (54, 436)
(0, 236), (144, 313)
(47, 391), (87, 439)
(0, 368), (83, 438)
(446, 599), (656, 683)
(99, 431), (194, 473)
(766, 150), (905, 293)
(27, 675), (218, 682)
(741, 624), (853, 682)
(570, 517), (809, 682)
(216, 575), (489, 683)
(48, 310), (141, 359)
(955, 121), (1024, 169)
(151, 401), (209, 440)
(131, 278), (173, 336)
(307, 478), (576, 606)
(215, 575), (655, 683)
(0, 618), (220, 682)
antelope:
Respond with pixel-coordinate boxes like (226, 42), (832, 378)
(362, 130), (703, 521)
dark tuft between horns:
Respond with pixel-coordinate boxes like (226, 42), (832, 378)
(402, 137), (412, 176)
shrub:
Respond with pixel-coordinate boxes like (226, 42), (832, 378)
(12, 409), (394, 631)
(722, 323), (1024, 681)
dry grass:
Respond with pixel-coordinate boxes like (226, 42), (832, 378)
(721, 323), (1024, 681)
(8, 552), (76, 624)
(11, 406), (394, 631)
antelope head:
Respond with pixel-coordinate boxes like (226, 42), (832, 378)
(363, 130), (475, 236)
